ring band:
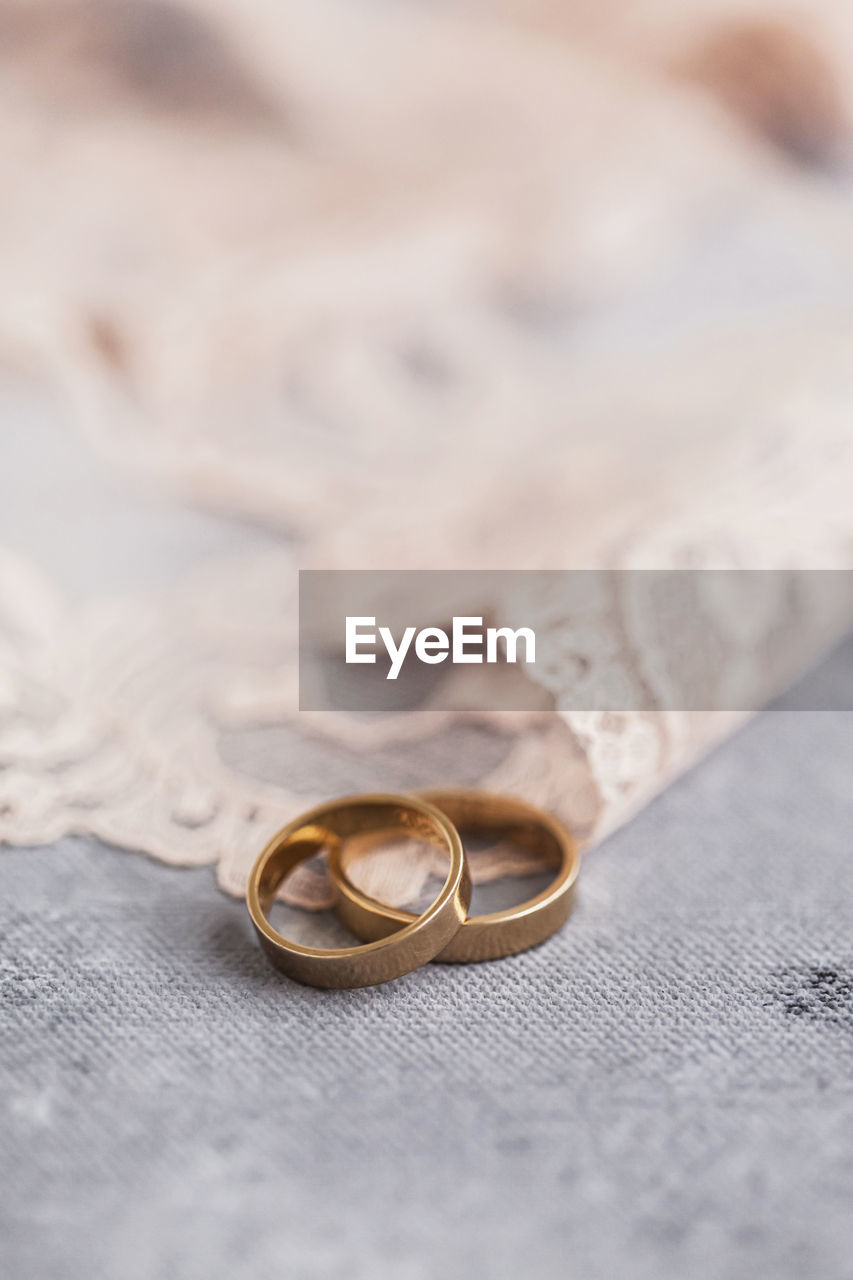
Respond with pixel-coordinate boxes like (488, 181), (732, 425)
(247, 793), (471, 988)
(328, 789), (579, 963)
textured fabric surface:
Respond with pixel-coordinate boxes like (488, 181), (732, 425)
(2, 645), (853, 1280)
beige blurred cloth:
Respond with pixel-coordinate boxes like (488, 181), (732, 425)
(1, 0), (853, 906)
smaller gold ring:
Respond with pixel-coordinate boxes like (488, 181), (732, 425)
(247, 793), (470, 989)
(329, 789), (579, 963)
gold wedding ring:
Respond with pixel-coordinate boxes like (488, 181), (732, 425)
(329, 789), (579, 963)
(247, 794), (470, 989)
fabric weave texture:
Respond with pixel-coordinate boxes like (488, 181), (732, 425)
(2, 643), (852, 1280)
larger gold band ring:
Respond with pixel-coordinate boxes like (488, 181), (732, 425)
(247, 793), (470, 988)
(328, 789), (580, 963)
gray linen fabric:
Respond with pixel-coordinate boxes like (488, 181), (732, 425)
(2, 644), (853, 1280)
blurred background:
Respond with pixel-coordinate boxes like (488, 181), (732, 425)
(3, 6), (853, 1279)
(3, 0), (853, 900)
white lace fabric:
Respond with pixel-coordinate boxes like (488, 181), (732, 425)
(1, 0), (853, 906)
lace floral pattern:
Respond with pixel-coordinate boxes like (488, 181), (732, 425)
(2, 0), (853, 904)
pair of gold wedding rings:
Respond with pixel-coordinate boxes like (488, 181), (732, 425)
(247, 789), (580, 989)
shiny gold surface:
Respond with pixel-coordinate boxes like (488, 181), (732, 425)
(329, 789), (580, 963)
(246, 794), (470, 988)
